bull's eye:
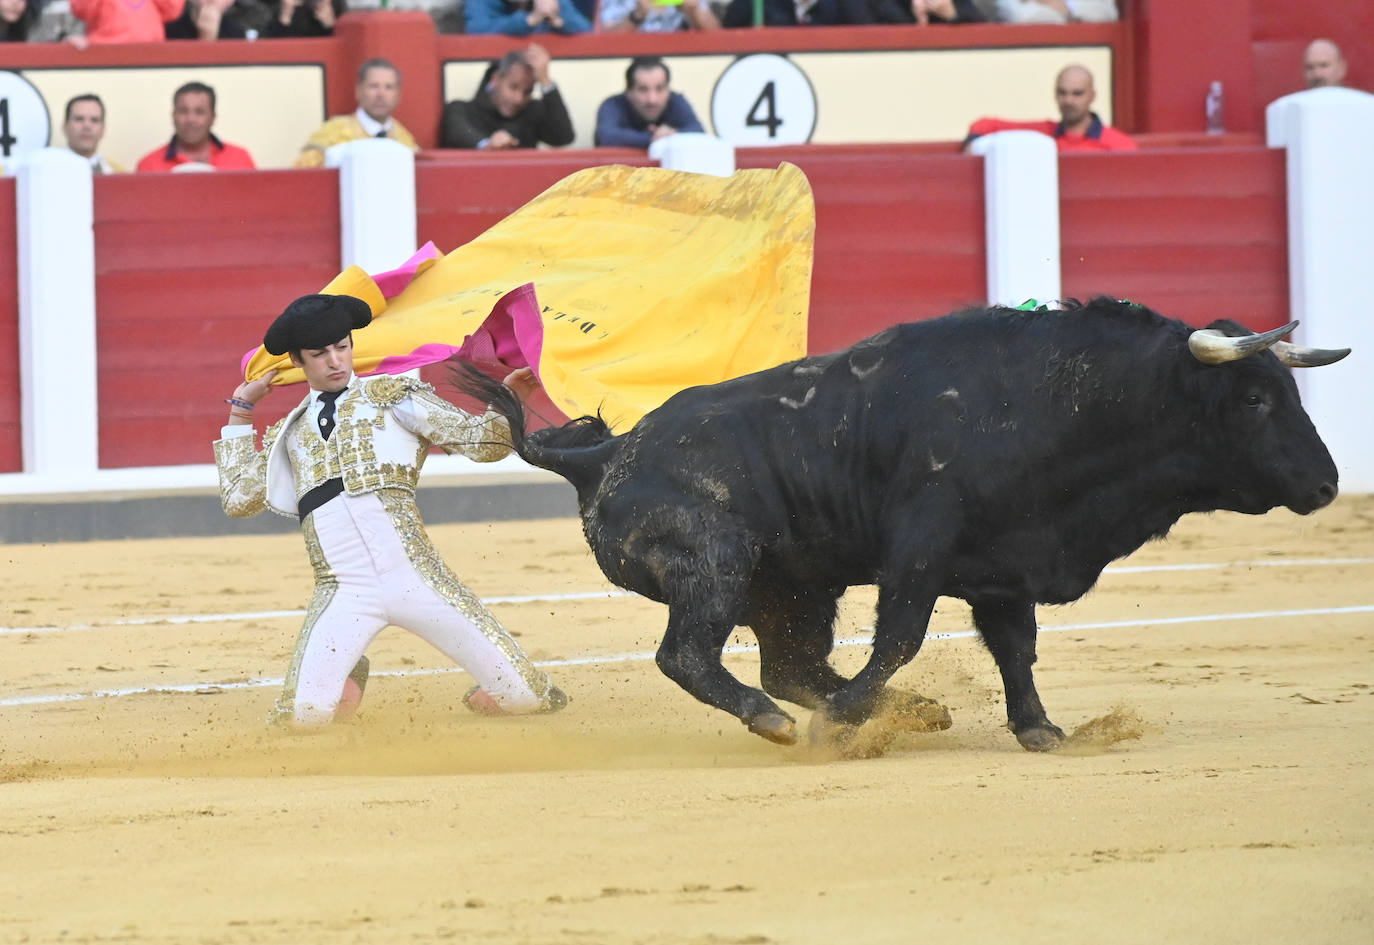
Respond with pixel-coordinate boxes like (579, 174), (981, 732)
(1245, 392), (1264, 408)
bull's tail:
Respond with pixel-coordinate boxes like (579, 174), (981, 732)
(450, 362), (617, 500)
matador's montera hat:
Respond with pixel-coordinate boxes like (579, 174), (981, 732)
(263, 294), (373, 356)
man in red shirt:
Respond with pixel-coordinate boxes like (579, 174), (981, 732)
(136, 82), (257, 172)
(964, 64), (1136, 153)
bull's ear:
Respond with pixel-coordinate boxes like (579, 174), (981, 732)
(1188, 321), (1297, 364)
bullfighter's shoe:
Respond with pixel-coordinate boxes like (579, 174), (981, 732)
(463, 684), (569, 716)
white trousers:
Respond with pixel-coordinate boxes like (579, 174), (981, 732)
(276, 489), (554, 727)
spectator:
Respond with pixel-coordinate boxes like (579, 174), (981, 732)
(600, 0), (719, 32)
(964, 63), (1136, 152)
(135, 82), (257, 172)
(263, 0), (342, 37)
(63, 94), (125, 174)
(1, 0), (40, 41)
(722, 0), (867, 26)
(70, 0), (183, 43)
(723, 0), (978, 26)
(464, 0), (589, 35)
(866, 0), (983, 23)
(295, 59), (417, 167)
(439, 44), (574, 150)
(990, 0), (1116, 24)
(164, 0), (248, 38)
(1303, 39), (1347, 89)
(595, 57), (704, 149)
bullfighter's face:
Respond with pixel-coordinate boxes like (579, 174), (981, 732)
(290, 335), (354, 393)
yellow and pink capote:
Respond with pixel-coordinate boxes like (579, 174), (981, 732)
(241, 162), (816, 430)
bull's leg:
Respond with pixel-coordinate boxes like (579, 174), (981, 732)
(656, 608), (798, 745)
(751, 583), (848, 710)
(971, 596), (1063, 752)
(825, 579), (939, 727)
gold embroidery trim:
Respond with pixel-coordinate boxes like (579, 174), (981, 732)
(270, 514), (339, 726)
(376, 489), (553, 703)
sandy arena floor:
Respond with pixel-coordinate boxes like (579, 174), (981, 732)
(2, 496), (1372, 944)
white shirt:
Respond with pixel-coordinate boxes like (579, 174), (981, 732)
(355, 108), (392, 137)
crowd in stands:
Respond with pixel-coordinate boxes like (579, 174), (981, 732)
(3, 0), (1126, 42)
(2, 0), (1356, 175)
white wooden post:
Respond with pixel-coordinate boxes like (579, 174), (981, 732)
(649, 133), (736, 178)
(1267, 87), (1374, 493)
(16, 148), (99, 476)
(969, 130), (1061, 307)
(327, 137), (417, 272)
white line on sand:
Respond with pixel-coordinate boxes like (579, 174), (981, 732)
(4, 557), (1371, 638)
(3, 603), (1370, 708)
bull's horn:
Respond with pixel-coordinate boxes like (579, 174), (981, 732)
(1187, 321), (1298, 364)
(1272, 339), (1351, 367)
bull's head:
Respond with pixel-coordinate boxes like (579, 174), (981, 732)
(1185, 320), (1347, 515)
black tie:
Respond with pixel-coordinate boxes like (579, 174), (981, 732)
(376, 129), (388, 138)
(317, 388), (344, 440)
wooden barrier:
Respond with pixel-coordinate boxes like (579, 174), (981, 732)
(1060, 147), (1288, 331)
(91, 170), (342, 468)
(0, 180), (19, 474)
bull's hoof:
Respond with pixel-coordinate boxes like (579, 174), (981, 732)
(747, 712), (798, 745)
(1012, 723), (1066, 752)
(879, 690), (954, 733)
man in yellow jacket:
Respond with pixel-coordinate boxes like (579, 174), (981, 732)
(295, 58), (419, 168)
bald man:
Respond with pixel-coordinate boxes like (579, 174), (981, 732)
(1304, 39), (1348, 89)
(964, 64), (1136, 153)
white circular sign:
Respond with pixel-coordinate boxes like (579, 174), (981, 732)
(710, 54), (817, 147)
(0, 71), (52, 168)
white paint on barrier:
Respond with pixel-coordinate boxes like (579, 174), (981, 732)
(2, 604), (1371, 710)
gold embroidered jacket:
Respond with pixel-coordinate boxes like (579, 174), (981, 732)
(214, 375), (511, 519)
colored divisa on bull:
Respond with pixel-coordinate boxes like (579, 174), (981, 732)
(458, 298), (1349, 751)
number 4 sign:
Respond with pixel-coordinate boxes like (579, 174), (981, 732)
(710, 54), (817, 147)
(0, 71), (52, 165)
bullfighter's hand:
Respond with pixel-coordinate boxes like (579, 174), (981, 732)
(502, 366), (541, 404)
(234, 369), (279, 406)
(487, 129), (519, 150)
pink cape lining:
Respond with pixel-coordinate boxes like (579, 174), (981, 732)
(241, 242), (552, 405)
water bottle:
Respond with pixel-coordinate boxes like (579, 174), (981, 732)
(1205, 81), (1225, 135)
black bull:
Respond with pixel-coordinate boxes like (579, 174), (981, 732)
(457, 298), (1348, 750)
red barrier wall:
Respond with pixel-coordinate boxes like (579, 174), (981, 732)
(0, 179), (19, 473)
(1060, 147), (1288, 330)
(92, 170), (341, 469)
(736, 145), (986, 353)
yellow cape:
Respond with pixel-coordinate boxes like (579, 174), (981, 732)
(244, 162), (814, 429)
